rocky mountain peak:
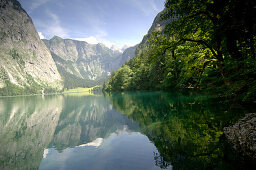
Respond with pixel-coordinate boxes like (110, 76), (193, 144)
(0, 0), (63, 95)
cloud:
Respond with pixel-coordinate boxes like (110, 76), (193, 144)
(73, 36), (137, 52)
(46, 11), (69, 37)
(121, 0), (159, 16)
(75, 36), (99, 44)
(29, 0), (51, 13)
(38, 32), (45, 39)
(34, 10), (69, 38)
(78, 138), (103, 148)
(73, 36), (113, 48)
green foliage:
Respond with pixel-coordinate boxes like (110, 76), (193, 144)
(107, 65), (133, 91)
(105, 0), (256, 101)
(0, 74), (61, 96)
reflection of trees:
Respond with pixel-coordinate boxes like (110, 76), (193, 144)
(0, 96), (63, 170)
(109, 92), (254, 169)
(49, 95), (139, 152)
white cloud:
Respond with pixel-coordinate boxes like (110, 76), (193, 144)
(78, 138), (103, 148)
(46, 11), (69, 37)
(34, 10), (69, 39)
(29, 0), (51, 13)
(121, 43), (138, 50)
(38, 32), (45, 39)
(72, 36), (137, 52)
(74, 36), (99, 44)
(73, 36), (115, 48)
(121, 0), (159, 16)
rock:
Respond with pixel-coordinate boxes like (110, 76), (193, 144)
(0, 0), (63, 94)
(224, 113), (256, 159)
(43, 37), (137, 86)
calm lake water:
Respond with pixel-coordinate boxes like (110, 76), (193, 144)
(0, 92), (255, 170)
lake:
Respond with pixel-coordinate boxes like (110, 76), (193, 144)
(0, 92), (255, 170)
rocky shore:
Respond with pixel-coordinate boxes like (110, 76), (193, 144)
(224, 113), (256, 159)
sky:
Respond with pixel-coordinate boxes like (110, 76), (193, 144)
(18, 0), (165, 50)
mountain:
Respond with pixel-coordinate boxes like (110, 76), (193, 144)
(135, 8), (172, 56)
(119, 45), (138, 66)
(0, 0), (63, 95)
(104, 9), (171, 91)
(43, 37), (136, 89)
(0, 0), (137, 94)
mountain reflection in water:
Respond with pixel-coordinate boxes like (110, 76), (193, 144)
(0, 92), (255, 170)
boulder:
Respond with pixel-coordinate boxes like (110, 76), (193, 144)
(224, 113), (256, 159)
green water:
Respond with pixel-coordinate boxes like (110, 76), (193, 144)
(0, 92), (254, 170)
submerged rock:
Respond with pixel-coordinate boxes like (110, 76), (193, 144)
(224, 113), (256, 159)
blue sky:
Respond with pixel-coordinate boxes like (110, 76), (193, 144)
(18, 0), (165, 49)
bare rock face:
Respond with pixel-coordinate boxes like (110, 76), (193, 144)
(0, 0), (63, 92)
(224, 113), (256, 159)
(43, 37), (136, 88)
(43, 37), (123, 81)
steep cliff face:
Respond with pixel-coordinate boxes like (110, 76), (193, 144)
(43, 37), (136, 88)
(43, 37), (122, 81)
(0, 0), (63, 94)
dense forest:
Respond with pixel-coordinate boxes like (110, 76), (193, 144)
(104, 0), (256, 101)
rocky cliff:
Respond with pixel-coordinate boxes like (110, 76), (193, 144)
(0, 0), (63, 95)
(43, 37), (136, 88)
(43, 36), (122, 81)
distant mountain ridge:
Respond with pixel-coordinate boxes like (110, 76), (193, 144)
(43, 36), (137, 89)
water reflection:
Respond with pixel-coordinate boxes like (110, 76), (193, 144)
(0, 94), (168, 170)
(0, 92), (254, 170)
(108, 92), (255, 169)
(0, 95), (63, 170)
(40, 132), (166, 170)
(49, 95), (139, 152)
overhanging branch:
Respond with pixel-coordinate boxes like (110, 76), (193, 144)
(180, 38), (218, 59)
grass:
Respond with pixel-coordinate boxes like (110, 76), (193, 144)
(64, 87), (94, 93)
(63, 86), (100, 96)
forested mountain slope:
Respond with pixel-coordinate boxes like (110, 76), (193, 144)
(105, 0), (256, 101)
